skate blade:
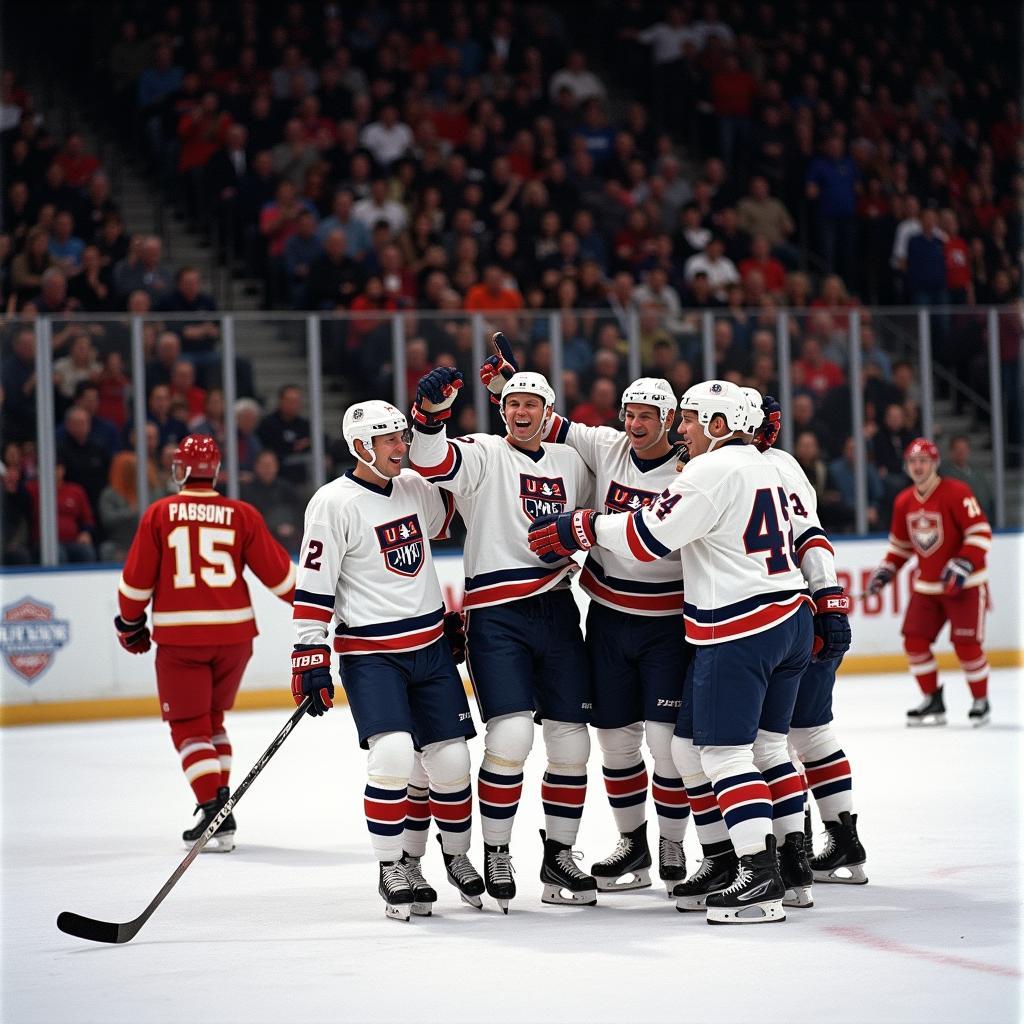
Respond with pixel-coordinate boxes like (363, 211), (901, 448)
(459, 892), (484, 910)
(783, 885), (814, 908)
(706, 898), (786, 924)
(411, 901), (435, 917)
(663, 879), (683, 899)
(813, 863), (868, 884)
(384, 903), (412, 921)
(674, 892), (713, 912)
(190, 833), (235, 853)
(594, 868), (651, 892)
(906, 715), (946, 727)
(970, 714), (991, 728)
(495, 899), (510, 915)
(541, 883), (598, 906)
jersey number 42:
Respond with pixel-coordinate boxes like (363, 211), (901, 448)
(743, 487), (797, 575)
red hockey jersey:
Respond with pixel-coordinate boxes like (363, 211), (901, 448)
(118, 487), (296, 645)
(882, 476), (991, 594)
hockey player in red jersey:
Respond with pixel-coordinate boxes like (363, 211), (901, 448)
(115, 435), (296, 849)
(867, 437), (992, 727)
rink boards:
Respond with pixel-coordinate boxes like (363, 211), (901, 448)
(1, 533), (1020, 724)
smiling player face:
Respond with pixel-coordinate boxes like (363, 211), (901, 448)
(503, 395), (547, 445)
(905, 452), (937, 488)
(369, 430), (409, 477)
(623, 404), (671, 454)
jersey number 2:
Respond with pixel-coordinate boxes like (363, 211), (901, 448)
(167, 526), (237, 589)
(743, 488), (796, 575)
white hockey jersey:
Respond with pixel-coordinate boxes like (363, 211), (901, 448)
(547, 414), (684, 616)
(409, 424), (594, 609)
(593, 439), (813, 645)
(764, 447), (839, 595)
(293, 469), (456, 655)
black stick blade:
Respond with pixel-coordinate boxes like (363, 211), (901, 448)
(57, 911), (126, 944)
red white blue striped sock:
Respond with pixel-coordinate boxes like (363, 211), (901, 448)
(762, 759), (806, 838)
(804, 749), (853, 821)
(429, 783), (473, 855)
(542, 768), (587, 845)
(685, 779), (731, 847)
(711, 771), (773, 856)
(602, 761), (648, 834)
(402, 784), (430, 858)
(477, 760), (522, 847)
(364, 783), (408, 862)
(652, 772), (689, 843)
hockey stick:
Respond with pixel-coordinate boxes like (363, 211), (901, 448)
(56, 697), (311, 944)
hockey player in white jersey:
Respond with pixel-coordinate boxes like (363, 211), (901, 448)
(745, 391), (865, 885)
(291, 400), (484, 921)
(522, 367), (692, 895)
(529, 379), (822, 924)
(409, 362), (597, 911)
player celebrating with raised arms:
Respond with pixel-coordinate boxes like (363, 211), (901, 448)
(867, 437), (993, 727)
(409, 357), (597, 911)
(290, 401), (483, 922)
(529, 380), (819, 925)
(116, 435), (296, 852)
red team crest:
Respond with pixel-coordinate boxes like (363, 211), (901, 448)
(374, 515), (425, 577)
(907, 511), (943, 555)
(519, 474), (567, 520)
(604, 481), (659, 515)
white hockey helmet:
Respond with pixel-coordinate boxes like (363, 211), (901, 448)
(342, 400), (411, 473)
(740, 386), (767, 434)
(678, 380), (750, 447)
(619, 377), (676, 424)
(500, 371), (555, 411)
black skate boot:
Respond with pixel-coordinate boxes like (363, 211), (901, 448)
(436, 834), (485, 909)
(811, 811), (868, 884)
(778, 832), (814, 908)
(379, 860), (415, 921)
(803, 804), (813, 855)
(182, 786), (235, 852)
(969, 698), (991, 727)
(400, 852), (437, 917)
(906, 686), (946, 726)
(658, 836), (687, 898)
(673, 840), (737, 912)
(705, 835), (786, 925)
(483, 842), (516, 914)
(539, 829), (598, 906)
(590, 821), (652, 892)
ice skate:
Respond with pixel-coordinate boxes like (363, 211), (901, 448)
(906, 687), (946, 726)
(803, 805), (813, 854)
(590, 821), (652, 892)
(379, 860), (414, 921)
(436, 835), (484, 909)
(658, 836), (687, 897)
(673, 841), (737, 912)
(811, 811), (868, 884)
(778, 832), (814, 908)
(400, 853), (437, 917)
(483, 842), (516, 914)
(182, 786), (235, 853)
(705, 836), (786, 925)
(969, 698), (991, 727)
(539, 830), (598, 906)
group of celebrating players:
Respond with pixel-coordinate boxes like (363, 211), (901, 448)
(113, 332), (993, 926)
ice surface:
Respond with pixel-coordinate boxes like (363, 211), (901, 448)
(2, 670), (1021, 1024)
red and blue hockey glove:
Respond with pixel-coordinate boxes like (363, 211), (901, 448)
(114, 613), (151, 654)
(479, 331), (519, 405)
(443, 610), (467, 664)
(866, 564), (895, 596)
(757, 394), (782, 452)
(811, 587), (852, 662)
(412, 367), (464, 426)
(528, 509), (599, 563)
(940, 557), (972, 595)
(291, 644), (334, 717)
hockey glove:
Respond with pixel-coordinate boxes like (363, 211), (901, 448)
(528, 509), (599, 563)
(291, 644), (334, 717)
(114, 613), (151, 655)
(479, 331), (519, 405)
(866, 564), (895, 596)
(757, 395), (782, 452)
(811, 587), (852, 662)
(412, 368), (464, 426)
(443, 610), (467, 664)
(940, 557), (973, 595)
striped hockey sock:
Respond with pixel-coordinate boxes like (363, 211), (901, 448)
(602, 761), (648, 834)
(176, 737), (222, 804)
(542, 768), (587, 845)
(804, 749), (854, 821)
(211, 731), (232, 789)
(364, 783), (408, 862)
(652, 772), (689, 843)
(956, 645), (989, 700)
(429, 782), (473, 855)
(685, 779), (731, 847)
(711, 772), (774, 856)
(906, 646), (939, 695)
(762, 760), (806, 838)
(402, 784), (431, 858)
(477, 759), (523, 847)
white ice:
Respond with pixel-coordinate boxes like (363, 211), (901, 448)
(2, 669), (1021, 1024)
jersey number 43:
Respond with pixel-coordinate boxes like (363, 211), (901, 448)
(743, 487), (797, 575)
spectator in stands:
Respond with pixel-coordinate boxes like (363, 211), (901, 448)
(36, 267), (73, 315)
(905, 207), (947, 306)
(48, 210), (85, 277)
(158, 267), (220, 353)
(872, 401), (915, 483)
(54, 131), (100, 189)
(794, 430), (851, 531)
(138, 384), (189, 449)
(258, 384), (311, 484)
(114, 235), (173, 305)
(317, 188), (370, 259)
(792, 392), (837, 458)
(81, 173), (119, 245)
(1, 443), (33, 565)
(146, 331), (183, 392)
(56, 381), (120, 454)
(795, 336), (845, 405)
(805, 136), (859, 281)
(942, 435), (995, 521)
(169, 360), (206, 422)
(190, 388), (225, 443)
(352, 176), (408, 236)
(739, 234), (785, 295)
(58, 405), (111, 516)
(827, 436), (884, 530)
(53, 333), (100, 404)
(283, 209), (323, 308)
(241, 449), (304, 555)
(360, 103), (413, 169)
(550, 51), (606, 105)
(98, 445), (156, 561)
(941, 209), (973, 305)
(571, 376), (620, 428)
(271, 117), (319, 190)
(464, 263), (524, 313)
(96, 351), (129, 430)
(308, 228), (363, 310)
(10, 227), (54, 307)
(683, 235), (739, 301)
(26, 459), (97, 562)
(68, 245), (113, 311)
(234, 397), (263, 484)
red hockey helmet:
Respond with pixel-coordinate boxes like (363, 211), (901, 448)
(172, 434), (222, 487)
(904, 437), (939, 463)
